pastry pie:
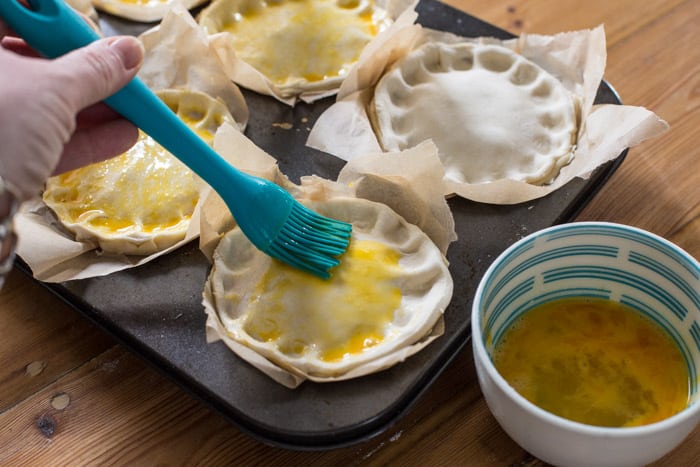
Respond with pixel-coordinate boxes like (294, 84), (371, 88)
(204, 197), (452, 380)
(43, 90), (235, 255)
(370, 41), (579, 186)
(199, 0), (392, 98)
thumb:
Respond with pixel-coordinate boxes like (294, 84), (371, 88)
(51, 36), (144, 112)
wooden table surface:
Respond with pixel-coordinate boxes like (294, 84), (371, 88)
(1, 0), (698, 465)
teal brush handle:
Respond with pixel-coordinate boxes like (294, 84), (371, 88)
(0, 0), (265, 207)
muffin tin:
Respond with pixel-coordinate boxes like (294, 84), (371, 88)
(19, 0), (626, 449)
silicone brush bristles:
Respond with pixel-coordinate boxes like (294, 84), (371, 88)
(265, 203), (352, 279)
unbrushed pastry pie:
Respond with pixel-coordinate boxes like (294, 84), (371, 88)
(370, 41), (579, 186)
(199, 0), (392, 97)
(91, 0), (208, 22)
(43, 90), (235, 255)
(204, 197), (452, 380)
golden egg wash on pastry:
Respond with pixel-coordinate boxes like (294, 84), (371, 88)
(204, 197), (453, 381)
(43, 90), (235, 255)
(244, 238), (402, 362)
(46, 132), (197, 233)
(199, 0), (391, 95)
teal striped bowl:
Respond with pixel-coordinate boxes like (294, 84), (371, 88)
(472, 222), (700, 467)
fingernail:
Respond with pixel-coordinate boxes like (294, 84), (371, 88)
(108, 36), (144, 70)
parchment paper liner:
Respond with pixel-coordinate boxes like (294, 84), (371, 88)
(201, 124), (456, 387)
(14, 5), (248, 282)
(205, 0), (419, 106)
(307, 25), (670, 204)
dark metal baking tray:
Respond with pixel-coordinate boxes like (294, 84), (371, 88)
(18, 0), (626, 450)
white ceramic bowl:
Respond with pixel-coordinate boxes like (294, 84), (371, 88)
(472, 222), (700, 467)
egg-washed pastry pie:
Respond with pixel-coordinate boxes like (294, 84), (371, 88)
(198, 0), (392, 98)
(204, 197), (453, 380)
(43, 90), (235, 256)
(91, 0), (209, 22)
(370, 41), (579, 186)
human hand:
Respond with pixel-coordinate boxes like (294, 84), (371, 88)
(0, 16), (144, 202)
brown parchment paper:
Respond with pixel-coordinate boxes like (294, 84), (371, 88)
(201, 124), (456, 387)
(205, 0), (420, 106)
(307, 25), (670, 204)
(14, 5), (248, 282)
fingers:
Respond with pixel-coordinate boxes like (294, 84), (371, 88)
(1, 36), (39, 57)
(52, 35), (144, 112)
(54, 119), (139, 174)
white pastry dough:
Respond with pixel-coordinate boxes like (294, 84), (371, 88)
(43, 90), (235, 255)
(204, 197), (452, 379)
(371, 41), (578, 185)
(199, 0), (392, 98)
(91, 0), (208, 22)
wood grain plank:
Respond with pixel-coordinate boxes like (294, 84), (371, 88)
(577, 1), (700, 247)
(0, 270), (113, 412)
(442, 0), (686, 47)
(578, 108), (700, 248)
(1, 0), (698, 465)
(602, 0), (700, 108)
(0, 332), (520, 466)
(0, 345), (258, 465)
(668, 204), (700, 255)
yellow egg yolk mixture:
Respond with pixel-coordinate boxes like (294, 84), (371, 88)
(45, 128), (205, 234)
(218, 0), (387, 85)
(243, 238), (402, 362)
(493, 298), (690, 427)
